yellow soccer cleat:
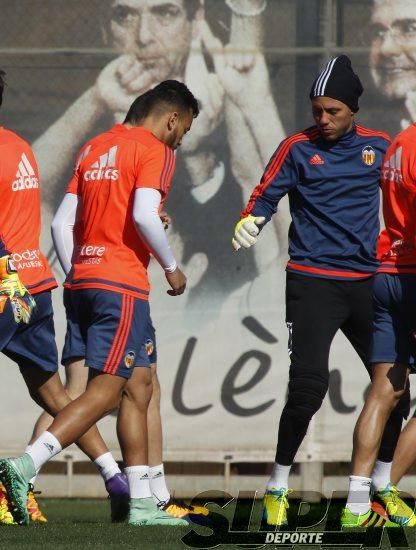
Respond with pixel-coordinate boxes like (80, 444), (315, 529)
(374, 483), (416, 527)
(158, 497), (210, 525)
(262, 487), (291, 526)
(341, 503), (399, 528)
(27, 484), (47, 523)
(0, 482), (16, 525)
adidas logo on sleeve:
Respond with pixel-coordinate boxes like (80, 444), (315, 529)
(84, 146), (119, 181)
(12, 153), (39, 191)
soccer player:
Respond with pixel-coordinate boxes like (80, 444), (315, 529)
(343, 122), (416, 527)
(0, 79), (199, 526)
(50, 203), (208, 523)
(232, 55), (409, 527)
(0, 69), (128, 525)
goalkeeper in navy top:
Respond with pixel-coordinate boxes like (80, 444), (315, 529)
(233, 55), (409, 528)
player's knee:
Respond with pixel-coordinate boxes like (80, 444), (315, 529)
(285, 366), (329, 418)
(122, 374), (153, 410)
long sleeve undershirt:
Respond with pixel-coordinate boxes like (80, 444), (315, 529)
(51, 189), (177, 276)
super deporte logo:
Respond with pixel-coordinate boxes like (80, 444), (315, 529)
(84, 146), (119, 181)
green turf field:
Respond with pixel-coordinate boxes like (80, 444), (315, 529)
(0, 498), (415, 549)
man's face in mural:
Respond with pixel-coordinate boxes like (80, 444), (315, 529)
(108, 0), (193, 81)
(370, 0), (416, 100)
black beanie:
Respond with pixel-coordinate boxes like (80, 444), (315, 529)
(309, 55), (363, 112)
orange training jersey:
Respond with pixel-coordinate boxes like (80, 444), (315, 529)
(0, 128), (56, 294)
(65, 124), (176, 299)
(378, 123), (416, 273)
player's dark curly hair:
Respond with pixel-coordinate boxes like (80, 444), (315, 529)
(0, 70), (6, 107)
(124, 79), (199, 124)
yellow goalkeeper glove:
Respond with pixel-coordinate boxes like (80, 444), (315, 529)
(232, 215), (266, 251)
(0, 255), (36, 324)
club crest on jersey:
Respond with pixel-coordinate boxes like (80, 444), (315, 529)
(124, 350), (136, 369)
(362, 146), (376, 166)
(145, 339), (154, 357)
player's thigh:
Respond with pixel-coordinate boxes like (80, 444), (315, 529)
(0, 298), (18, 352)
(62, 288), (87, 367)
(84, 289), (152, 380)
(65, 358), (88, 398)
(135, 315), (157, 369)
(3, 291), (58, 374)
(341, 277), (374, 369)
(371, 273), (416, 368)
(286, 272), (349, 370)
(124, 315), (156, 402)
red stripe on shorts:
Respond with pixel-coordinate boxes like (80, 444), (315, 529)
(104, 295), (134, 375)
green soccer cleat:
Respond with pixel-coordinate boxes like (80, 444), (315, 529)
(374, 483), (416, 527)
(0, 455), (36, 526)
(262, 487), (291, 526)
(341, 505), (400, 528)
(128, 497), (189, 526)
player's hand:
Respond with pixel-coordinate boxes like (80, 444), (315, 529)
(165, 267), (187, 296)
(0, 255), (36, 323)
(232, 215), (266, 251)
(160, 211), (171, 230)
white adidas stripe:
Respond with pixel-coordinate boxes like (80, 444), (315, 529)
(91, 146), (118, 169)
(314, 57), (338, 97)
(76, 145), (91, 169)
(21, 153), (35, 175)
(16, 153), (36, 178)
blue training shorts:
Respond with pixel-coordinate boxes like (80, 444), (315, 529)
(371, 272), (416, 366)
(62, 288), (154, 379)
(0, 290), (58, 372)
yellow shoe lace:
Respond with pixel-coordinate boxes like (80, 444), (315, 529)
(27, 489), (47, 523)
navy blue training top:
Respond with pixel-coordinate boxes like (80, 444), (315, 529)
(242, 124), (391, 280)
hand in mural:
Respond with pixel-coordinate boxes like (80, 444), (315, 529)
(182, 21), (225, 153)
(94, 54), (156, 116)
(197, 18), (269, 111)
(169, 225), (208, 291)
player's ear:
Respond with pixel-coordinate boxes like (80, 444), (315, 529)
(167, 112), (179, 131)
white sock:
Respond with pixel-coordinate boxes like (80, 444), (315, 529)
(346, 475), (371, 516)
(149, 463), (170, 503)
(25, 445), (38, 485)
(125, 465), (152, 499)
(94, 452), (121, 482)
(371, 460), (392, 491)
(266, 462), (292, 491)
(26, 431), (62, 472)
